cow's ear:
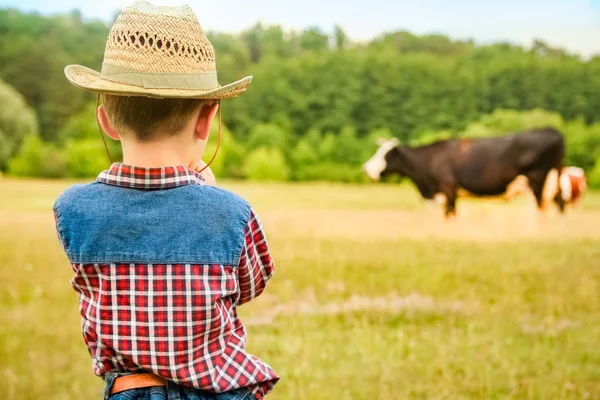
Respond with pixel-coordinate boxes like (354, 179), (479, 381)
(376, 137), (400, 146)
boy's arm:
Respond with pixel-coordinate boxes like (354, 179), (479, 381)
(236, 208), (275, 306)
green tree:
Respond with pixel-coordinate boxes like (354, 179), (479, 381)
(65, 138), (110, 178)
(7, 134), (68, 178)
(203, 121), (245, 178)
(57, 101), (122, 162)
(0, 79), (37, 170)
(2, 8), (600, 181)
(243, 147), (290, 181)
(563, 119), (600, 171)
(587, 159), (600, 189)
(246, 123), (291, 153)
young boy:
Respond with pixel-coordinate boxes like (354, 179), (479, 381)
(53, 1), (279, 399)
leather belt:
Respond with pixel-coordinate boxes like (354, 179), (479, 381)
(110, 373), (167, 395)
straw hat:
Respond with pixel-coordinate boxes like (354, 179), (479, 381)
(64, 0), (251, 99)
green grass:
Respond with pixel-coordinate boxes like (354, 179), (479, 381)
(1, 177), (600, 399)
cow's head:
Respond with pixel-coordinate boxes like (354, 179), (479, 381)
(362, 137), (401, 181)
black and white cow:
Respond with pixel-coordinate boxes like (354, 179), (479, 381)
(362, 127), (566, 217)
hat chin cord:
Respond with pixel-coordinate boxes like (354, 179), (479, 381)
(95, 95), (221, 175)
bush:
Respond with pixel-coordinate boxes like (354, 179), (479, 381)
(587, 159), (600, 189)
(203, 122), (245, 178)
(8, 134), (68, 178)
(294, 161), (368, 183)
(0, 79), (38, 170)
(243, 147), (290, 181)
(246, 123), (290, 153)
(459, 108), (565, 138)
(409, 129), (454, 146)
(563, 119), (600, 171)
(58, 101), (123, 162)
(65, 139), (111, 178)
(329, 125), (365, 165)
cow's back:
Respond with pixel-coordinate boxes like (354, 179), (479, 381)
(450, 128), (564, 196)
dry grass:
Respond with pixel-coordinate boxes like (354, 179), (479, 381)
(1, 177), (599, 399)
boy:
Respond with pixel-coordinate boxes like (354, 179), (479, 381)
(53, 1), (279, 399)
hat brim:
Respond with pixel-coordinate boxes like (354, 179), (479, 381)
(64, 65), (252, 99)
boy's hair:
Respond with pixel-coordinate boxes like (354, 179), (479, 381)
(101, 95), (215, 141)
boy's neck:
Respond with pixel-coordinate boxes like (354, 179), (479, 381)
(120, 137), (198, 169)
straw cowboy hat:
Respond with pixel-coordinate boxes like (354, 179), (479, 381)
(64, 0), (252, 99)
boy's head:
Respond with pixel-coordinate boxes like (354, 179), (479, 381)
(101, 96), (215, 141)
(97, 95), (219, 163)
(64, 0), (252, 166)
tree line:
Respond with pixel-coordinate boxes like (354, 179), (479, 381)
(1, 8), (600, 186)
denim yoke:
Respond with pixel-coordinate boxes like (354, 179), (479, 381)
(53, 182), (254, 400)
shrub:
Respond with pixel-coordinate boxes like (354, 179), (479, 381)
(57, 102), (123, 161)
(0, 79), (38, 170)
(65, 139), (111, 178)
(203, 122), (245, 178)
(587, 159), (600, 189)
(295, 162), (368, 183)
(243, 147), (290, 181)
(246, 123), (290, 152)
(460, 108), (565, 138)
(8, 134), (68, 178)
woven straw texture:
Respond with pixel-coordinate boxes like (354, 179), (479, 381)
(64, 0), (252, 99)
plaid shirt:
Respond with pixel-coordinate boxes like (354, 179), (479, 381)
(58, 163), (278, 399)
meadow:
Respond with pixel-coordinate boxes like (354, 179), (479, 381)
(1, 177), (599, 400)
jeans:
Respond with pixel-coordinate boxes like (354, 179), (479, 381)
(103, 373), (254, 400)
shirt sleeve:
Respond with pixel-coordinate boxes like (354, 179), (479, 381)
(236, 208), (275, 306)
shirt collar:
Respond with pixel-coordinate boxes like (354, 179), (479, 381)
(97, 162), (205, 190)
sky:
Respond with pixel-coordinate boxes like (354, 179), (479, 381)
(2, 0), (600, 58)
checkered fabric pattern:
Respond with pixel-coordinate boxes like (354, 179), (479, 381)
(97, 163), (206, 189)
(66, 163), (279, 399)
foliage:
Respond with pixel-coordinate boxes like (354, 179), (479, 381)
(0, 9), (106, 140)
(563, 119), (600, 172)
(457, 108), (564, 138)
(7, 134), (67, 178)
(64, 138), (110, 178)
(246, 123), (291, 153)
(57, 101), (123, 162)
(203, 121), (245, 178)
(243, 147), (290, 181)
(2, 8), (600, 181)
(588, 161), (600, 189)
(0, 79), (37, 170)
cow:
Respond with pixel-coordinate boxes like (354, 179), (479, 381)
(499, 166), (587, 208)
(560, 166), (587, 207)
(362, 127), (566, 218)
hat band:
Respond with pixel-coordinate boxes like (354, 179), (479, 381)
(100, 63), (219, 90)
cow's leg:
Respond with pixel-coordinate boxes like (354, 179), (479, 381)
(504, 175), (529, 202)
(443, 188), (458, 219)
(522, 174), (544, 230)
(542, 168), (564, 214)
(527, 169), (561, 229)
(541, 168), (560, 211)
(524, 170), (548, 228)
(553, 190), (566, 214)
(527, 169), (560, 210)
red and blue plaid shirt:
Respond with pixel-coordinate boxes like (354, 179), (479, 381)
(60, 163), (279, 399)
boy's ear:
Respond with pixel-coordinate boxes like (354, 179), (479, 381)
(194, 102), (219, 141)
(97, 105), (121, 141)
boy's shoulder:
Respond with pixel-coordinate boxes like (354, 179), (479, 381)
(53, 182), (97, 211)
(189, 184), (252, 213)
(53, 181), (253, 217)
(52, 182), (256, 265)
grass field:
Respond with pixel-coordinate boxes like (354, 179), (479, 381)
(1, 177), (600, 400)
